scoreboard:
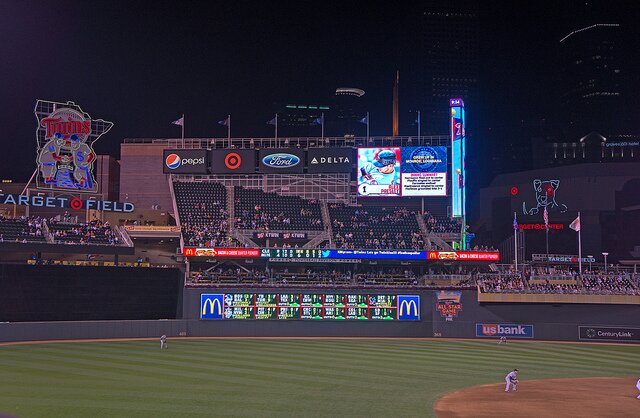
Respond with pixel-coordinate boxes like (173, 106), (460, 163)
(201, 293), (420, 321)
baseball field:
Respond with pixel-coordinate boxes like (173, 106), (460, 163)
(1, 338), (638, 417)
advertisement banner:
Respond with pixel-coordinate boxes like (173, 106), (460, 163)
(323, 249), (427, 260)
(450, 99), (465, 218)
(476, 323), (534, 338)
(357, 147), (401, 197)
(183, 247), (260, 257)
(307, 148), (354, 173)
(400, 146), (447, 196)
(253, 232), (307, 240)
(427, 251), (500, 261)
(578, 326), (640, 342)
(532, 254), (596, 263)
(163, 149), (208, 174)
(436, 291), (462, 321)
(209, 149), (256, 174)
(258, 148), (304, 173)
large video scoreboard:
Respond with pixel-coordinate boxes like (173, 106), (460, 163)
(201, 293), (420, 321)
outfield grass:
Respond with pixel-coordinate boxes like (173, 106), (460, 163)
(1, 339), (639, 417)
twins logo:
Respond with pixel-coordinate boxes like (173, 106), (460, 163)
(522, 179), (568, 215)
(165, 153), (181, 169)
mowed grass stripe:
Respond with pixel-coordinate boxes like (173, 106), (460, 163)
(1, 339), (639, 418)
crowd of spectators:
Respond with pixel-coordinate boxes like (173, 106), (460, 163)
(582, 273), (638, 295)
(425, 213), (462, 234)
(478, 271), (639, 296)
(49, 219), (120, 245)
(331, 206), (423, 249)
(0, 215), (46, 243)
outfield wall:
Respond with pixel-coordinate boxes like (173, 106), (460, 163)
(2, 289), (639, 343)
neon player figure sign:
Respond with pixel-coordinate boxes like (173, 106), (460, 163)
(34, 100), (113, 193)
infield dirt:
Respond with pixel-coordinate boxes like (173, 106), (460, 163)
(435, 377), (639, 417)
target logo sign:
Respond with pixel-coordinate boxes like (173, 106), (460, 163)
(69, 198), (84, 210)
(224, 152), (242, 170)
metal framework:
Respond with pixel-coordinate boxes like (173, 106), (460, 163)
(124, 135), (450, 150)
(173, 173), (351, 203)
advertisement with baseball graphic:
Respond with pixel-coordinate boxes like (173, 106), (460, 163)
(35, 100), (113, 193)
(357, 147), (401, 197)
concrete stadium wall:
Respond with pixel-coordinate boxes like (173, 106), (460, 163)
(2, 289), (639, 343)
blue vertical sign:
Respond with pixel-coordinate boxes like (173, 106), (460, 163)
(450, 98), (465, 218)
(200, 294), (224, 319)
(397, 295), (420, 321)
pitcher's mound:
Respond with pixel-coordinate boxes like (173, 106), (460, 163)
(435, 377), (639, 417)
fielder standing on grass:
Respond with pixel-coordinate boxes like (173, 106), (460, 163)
(505, 369), (518, 392)
(160, 334), (168, 349)
(636, 377), (640, 399)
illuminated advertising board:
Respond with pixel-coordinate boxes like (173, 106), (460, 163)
(450, 98), (465, 218)
(200, 293), (420, 320)
(182, 247), (261, 257)
(258, 148), (304, 173)
(209, 149), (256, 174)
(357, 147), (448, 197)
(400, 146), (447, 196)
(307, 148), (354, 173)
(427, 251), (500, 261)
(357, 147), (401, 197)
(476, 323), (534, 339)
(163, 149), (209, 174)
(35, 100), (113, 193)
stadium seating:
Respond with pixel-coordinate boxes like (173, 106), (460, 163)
(48, 220), (120, 245)
(424, 212), (462, 234)
(329, 204), (423, 249)
(234, 187), (323, 231)
(173, 182), (231, 247)
(0, 216), (47, 243)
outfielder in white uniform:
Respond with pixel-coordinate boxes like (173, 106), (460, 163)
(505, 369), (518, 392)
(636, 377), (640, 399)
(160, 335), (168, 349)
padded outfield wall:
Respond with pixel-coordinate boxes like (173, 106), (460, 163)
(1, 286), (639, 343)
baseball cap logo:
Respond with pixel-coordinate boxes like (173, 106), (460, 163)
(165, 153), (181, 169)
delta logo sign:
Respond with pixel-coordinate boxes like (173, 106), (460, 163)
(397, 295), (420, 321)
(201, 294), (224, 319)
(476, 323), (534, 339)
(35, 100), (113, 193)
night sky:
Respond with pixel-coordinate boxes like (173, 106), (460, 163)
(1, 1), (637, 185)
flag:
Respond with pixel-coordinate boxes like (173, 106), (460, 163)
(569, 215), (581, 232)
(513, 213), (518, 231)
(543, 206), (549, 229)
(267, 116), (277, 125)
(172, 116), (184, 126)
(359, 115), (368, 124)
(218, 117), (229, 126)
(311, 117), (322, 125)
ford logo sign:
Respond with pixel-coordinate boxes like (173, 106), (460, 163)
(262, 153), (300, 168)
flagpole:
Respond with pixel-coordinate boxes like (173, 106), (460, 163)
(514, 212), (518, 272)
(227, 115), (231, 146)
(275, 113), (278, 146)
(417, 110), (421, 141)
(577, 211), (582, 275)
(366, 111), (370, 141)
(321, 112), (324, 140)
(181, 114), (185, 148)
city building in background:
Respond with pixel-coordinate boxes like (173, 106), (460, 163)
(334, 87), (366, 136)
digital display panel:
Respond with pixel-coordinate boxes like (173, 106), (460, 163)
(357, 147), (448, 197)
(450, 99), (466, 218)
(357, 147), (402, 197)
(200, 293), (420, 321)
(400, 146), (447, 196)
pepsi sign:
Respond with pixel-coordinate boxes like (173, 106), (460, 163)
(258, 148), (304, 173)
(162, 149), (208, 174)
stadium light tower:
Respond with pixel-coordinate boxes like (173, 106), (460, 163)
(602, 252), (609, 273)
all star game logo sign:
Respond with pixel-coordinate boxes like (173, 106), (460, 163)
(35, 100), (113, 193)
(436, 291), (462, 321)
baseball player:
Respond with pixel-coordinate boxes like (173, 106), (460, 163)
(498, 336), (507, 344)
(358, 149), (400, 186)
(160, 334), (168, 349)
(505, 369), (518, 392)
(636, 377), (640, 399)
